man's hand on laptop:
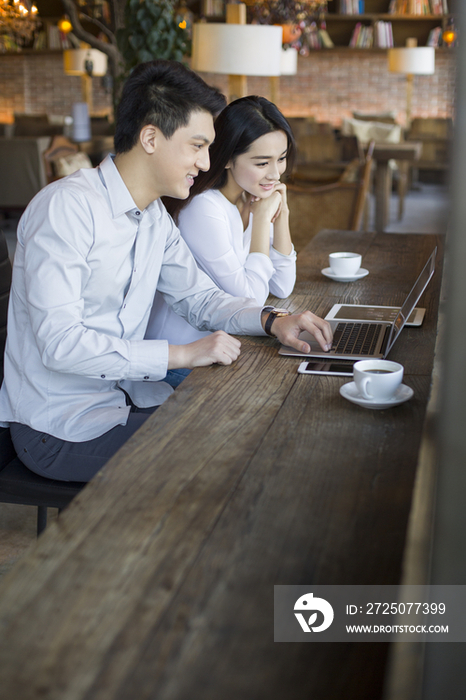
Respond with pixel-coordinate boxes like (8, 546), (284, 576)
(263, 310), (333, 354)
(169, 331), (242, 369)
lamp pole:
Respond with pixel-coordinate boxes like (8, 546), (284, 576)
(226, 3), (247, 102)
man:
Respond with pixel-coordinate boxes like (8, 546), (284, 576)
(0, 60), (332, 482)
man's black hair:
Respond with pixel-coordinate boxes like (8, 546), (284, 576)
(114, 60), (227, 154)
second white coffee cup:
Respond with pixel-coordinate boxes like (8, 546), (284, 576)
(353, 359), (404, 401)
(329, 252), (361, 277)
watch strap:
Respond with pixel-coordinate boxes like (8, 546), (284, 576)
(264, 308), (291, 337)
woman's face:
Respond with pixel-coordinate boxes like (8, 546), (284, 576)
(227, 130), (288, 199)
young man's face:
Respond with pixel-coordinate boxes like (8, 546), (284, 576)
(153, 110), (215, 200)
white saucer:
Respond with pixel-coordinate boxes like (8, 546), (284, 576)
(340, 381), (414, 409)
(321, 267), (369, 283)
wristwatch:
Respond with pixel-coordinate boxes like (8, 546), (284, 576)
(263, 306), (291, 337)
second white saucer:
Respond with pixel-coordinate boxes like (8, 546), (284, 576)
(321, 267), (369, 283)
(340, 381), (414, 409)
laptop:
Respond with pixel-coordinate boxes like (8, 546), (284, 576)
(279, 247), (437, 361)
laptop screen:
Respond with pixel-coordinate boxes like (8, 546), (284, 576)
(385, 247), (437, 356)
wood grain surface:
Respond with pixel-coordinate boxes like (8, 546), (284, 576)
(0, 231), (444, 700)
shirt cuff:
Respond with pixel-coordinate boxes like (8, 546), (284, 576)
(234, 306), (267, 336)
(270, 244), (297, 259)
(129, 339), (169, 381)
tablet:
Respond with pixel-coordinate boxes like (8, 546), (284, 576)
(325, 303), (425, 327)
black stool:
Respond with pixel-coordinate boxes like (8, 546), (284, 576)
(0, 427), (84, 535)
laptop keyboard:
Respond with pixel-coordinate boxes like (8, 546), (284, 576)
(332, 322), (382, 355)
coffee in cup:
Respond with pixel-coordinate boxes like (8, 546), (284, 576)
(329, 252), (362, 277)
(353, 359), (404, 401)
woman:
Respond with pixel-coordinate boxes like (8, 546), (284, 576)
(146, 96), (297, 384)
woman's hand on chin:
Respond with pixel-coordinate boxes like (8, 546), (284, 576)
(249, 190), (282, 223)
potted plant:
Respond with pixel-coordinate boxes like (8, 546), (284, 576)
(117, 0), (191, 75)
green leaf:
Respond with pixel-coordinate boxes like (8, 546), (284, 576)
(139, 49), (154, 62)
(129, 33), (144, 50)
(141, 18), (153, 34)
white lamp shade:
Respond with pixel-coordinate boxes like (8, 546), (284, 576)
(280, 48), (298, 76)
(192, 23), (283, 77)
(64, 49), (108, 77)
(388, 47), (435, 75)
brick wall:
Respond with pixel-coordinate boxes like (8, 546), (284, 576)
(0, 49), (456, 127)
(0, 52), (112, 123)
(196, 50), (456, 127)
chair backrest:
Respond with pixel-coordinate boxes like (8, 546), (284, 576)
(408, 117), (453, 140)
(13, 113), (63, 137)
(287, 117), (330, 143)
(294, 133), (341, 166)
(337, 134), (363, 163)
(0, 137), (50, 208)
(351, 140), (374, 231)
(287, 141), (374, 252)
(0, 229), (12, 385)
(292, 129), (363, 179)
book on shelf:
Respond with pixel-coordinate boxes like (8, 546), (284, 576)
(201, 0), (224, 16)
(32, 31), (47, 50)
(389, 0), (446, 12)
(427, 25), (443, 47)
(340, 0), (365, 13)
(47, 25), (72, 50)
(430, 0), (445, 13)
(349, 22), (373, 48)
(373, 20), (394, 48)
(319, 28), (335, 48)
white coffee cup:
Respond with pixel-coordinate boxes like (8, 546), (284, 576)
(329, 252), (362, 277)
(353, 359), (404, 401)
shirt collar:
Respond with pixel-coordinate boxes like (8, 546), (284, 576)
(98, 154), (162, 221)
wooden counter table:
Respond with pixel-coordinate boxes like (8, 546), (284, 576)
(0, 230), (444, 700)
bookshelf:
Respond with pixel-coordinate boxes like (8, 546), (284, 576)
(323, 0), (453, 49)
(196, 1), (454, 51)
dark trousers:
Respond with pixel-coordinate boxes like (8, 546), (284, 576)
(10, 402), (157, 483)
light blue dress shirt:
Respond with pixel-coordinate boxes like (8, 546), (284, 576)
(0, 156), (265, 442)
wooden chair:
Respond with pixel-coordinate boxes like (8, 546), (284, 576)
(286, 142), (374, 252)
(407, 118), (452, 184)
(290, 122), (362, 184)
(0, 229), (84, 535)
(342, 115), (409, 221)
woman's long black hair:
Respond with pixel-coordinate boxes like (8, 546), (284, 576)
(163, 95), (296, 222)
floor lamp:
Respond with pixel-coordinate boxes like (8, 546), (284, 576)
(191, 22), (283, 102)
(388, 40), (435, 131)
(63, 47), (108, 116)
